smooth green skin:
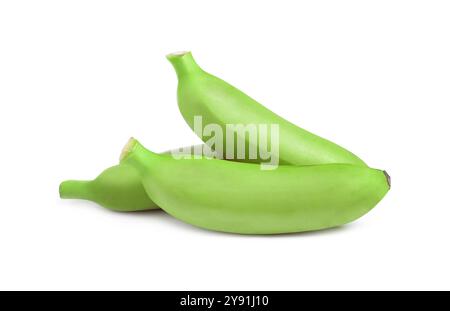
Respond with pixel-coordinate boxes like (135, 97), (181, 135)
(121, 139), (389, 234)
(59, 145), (205, 211)
(167, 51), (367, 166)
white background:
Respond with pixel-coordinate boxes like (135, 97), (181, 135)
(0, 1), (449, 290)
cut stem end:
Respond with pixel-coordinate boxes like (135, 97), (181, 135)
(120, 137), (138, 162)
(166, 50), (191, 60)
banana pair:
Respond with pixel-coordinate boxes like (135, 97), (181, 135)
(60, 52), (390, 234)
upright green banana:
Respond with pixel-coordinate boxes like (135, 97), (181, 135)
(59, 145), (204, 211)
(120, 138), (389, 234)
(167, 51), (366, 166)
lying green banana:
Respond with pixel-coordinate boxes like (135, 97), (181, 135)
(167, 51), (366, 167)
(59, 145), (205, 211)
(59, 164), (154, 212)
(120, 138), (389, 234)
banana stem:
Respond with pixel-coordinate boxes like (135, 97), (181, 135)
(59, 180), (92, 200)
(166, 51), (201, 78)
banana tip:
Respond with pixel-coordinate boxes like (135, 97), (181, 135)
(383, 170), (391, 189)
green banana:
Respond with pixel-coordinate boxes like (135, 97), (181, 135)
(59, 164), (154, 212)
(167, 51), (366, 166)
(120, 138), (389, 234)
(59, 145), (205, 211)
(60, 52), (385, 224)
